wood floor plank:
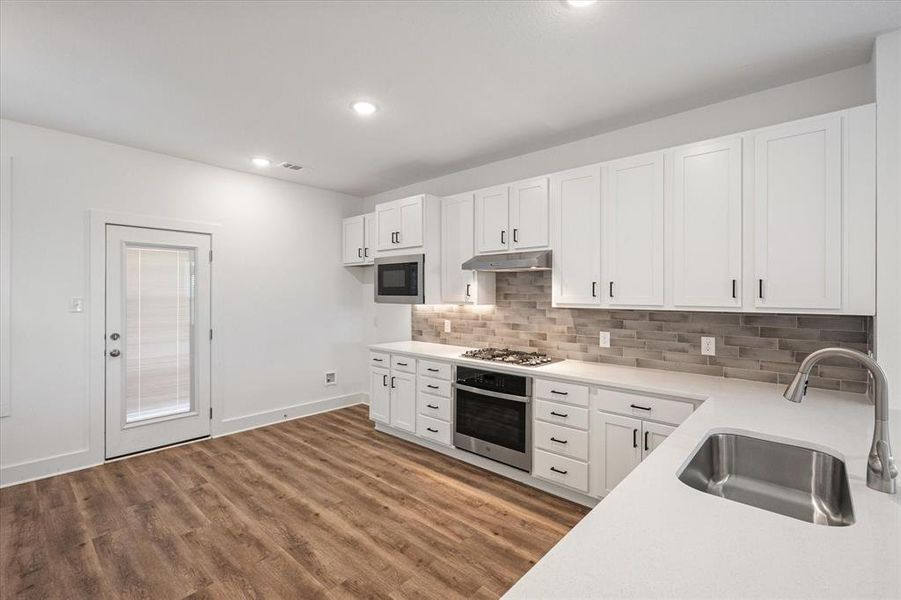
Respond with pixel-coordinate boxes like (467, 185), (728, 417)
(0, 406), (589, 599)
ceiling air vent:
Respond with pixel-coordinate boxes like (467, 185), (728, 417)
(280, 162), (303, 171)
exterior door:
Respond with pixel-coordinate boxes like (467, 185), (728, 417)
(105, 225), (211, 458)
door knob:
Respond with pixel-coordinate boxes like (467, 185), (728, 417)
(109, 349), (121, 357)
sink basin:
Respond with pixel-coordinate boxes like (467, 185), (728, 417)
(678, 432), (854, 526)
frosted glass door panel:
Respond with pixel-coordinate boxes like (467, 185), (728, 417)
(125, 246), (195, 423)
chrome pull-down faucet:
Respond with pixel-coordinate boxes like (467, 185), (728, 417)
(783, 347), (897, 494)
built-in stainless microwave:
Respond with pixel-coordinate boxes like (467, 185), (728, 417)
(375, 254), (424, 304)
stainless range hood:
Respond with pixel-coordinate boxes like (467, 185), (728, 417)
(461, 250), (552, 272)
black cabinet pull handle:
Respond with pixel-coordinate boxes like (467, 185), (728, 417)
(513, 228), (518, 243)
(372, 358), (383, 362)
(390, 376), (396, 389)
(383, 374), (387, 387)
(731, 279), (736, 299)
(550, 390), (568, 396)
(395, 231), (401, 243)
(758, 278), (764, 299)
(592, 281), (597, 297)
(500, 230), (506, 245)
(466, 283), (471, 297)
(358, 248), (362, 258)
(426, 384), (439, 389)
(397, 362), (408, 366)
(609, 281), (614, 298)
(549, 411), (568, 418)
(426, 427), (438, 433)
(390, 232), (395, 244)
(629, 403), (651, 411)
(427, 404), (439, 409)
(550, 437), (568, 444)
(633, 428), (638, 448)
(427, 367), (439, 372)
(644, 430), (650, 452)
(549, 467), (568, 475)
(364, 247), (369, 257)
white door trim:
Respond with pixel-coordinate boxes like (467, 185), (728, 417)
(88, 210), (223, 466)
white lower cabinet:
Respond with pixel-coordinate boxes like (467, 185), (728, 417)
(642, 421), (675, 460)
(534, 449), (589, 493)
(369, 367), (390, 424)
(417, 414), (451, 446)
(389, 371), (416, 432)
(534, 420), (589, 461)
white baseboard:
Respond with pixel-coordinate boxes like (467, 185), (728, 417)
(215, 392), (366, 437)
(0, 447), (101, 488)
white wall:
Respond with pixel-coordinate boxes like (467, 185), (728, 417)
(0, 119), (370, 485)
(365, 64), (874, 207)
(874, 29), (901, 410)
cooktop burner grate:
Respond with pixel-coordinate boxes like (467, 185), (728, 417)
(460, 347), (557, 366)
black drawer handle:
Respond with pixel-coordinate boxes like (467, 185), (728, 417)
(550, 390), (568, 396)
(592, 281), (597, 297)
(397, 362), (408, 366)
(426, 404), (439, 409)
(372, 358), (383, 362)
(426, 384), (439, 389)
(549, 467), (568, 475)
(427, 367), (439, 372)
(550, 437), (568, 444)
(731, 279), (736, 299)
(426, 427), (438, 433)
(629, 404), (651, 411)
(382, 374), (387, 387)
(549, 411), (569, 418)
(632, 428), (638, 448)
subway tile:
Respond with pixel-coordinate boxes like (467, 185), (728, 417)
(840, 381), (868, 394)
(723, 335), (779, 349)
(818, 365), (869, 382)
(635, 330), (681, 342)
(759, 361), (805, 374)
(740, 314), (798, 327)
(724, 368), (779, 384)
(710, 357), (761, 370)
(760, 327), (821, 340)
(645, 340), (694, 352)
(623, 348), (665, 360)
(622, 320), (665, 331)
(819, 330), (868, 343)
(636, 359), (724, 377)
(662, 352), (709, 365)
(738, 347), (796, 362)
(797, 316), (865, 331)
(596, 355), (639, 367)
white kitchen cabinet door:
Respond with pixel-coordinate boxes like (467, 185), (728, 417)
(591, 411), (642, 497)
(363, 212), (376, 264)
(369, 367), (390, 424)
(641, 421), (674, 460)
(603, 152), (664, 306)
(551, 166), (602, 305)
(672, 138), (742, 308)
(475, 185), (510, 253)
(342, 215), (365, 265)
(395, 196), (423, 249)
(754, 115), (842, 309)
(510, 177), (549, 250)
(376, 202), (399, 251)
(441, 194), (476, 304)
(389, 371), (416, 433)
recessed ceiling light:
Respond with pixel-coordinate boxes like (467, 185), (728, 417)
(351, 100), (379, 116)
(566, 0), (598, 6)
(251, 157), (271, 168)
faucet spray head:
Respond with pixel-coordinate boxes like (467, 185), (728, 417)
(783, 372), (808, 403)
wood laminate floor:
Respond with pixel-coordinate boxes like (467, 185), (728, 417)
(1, 405), (589, 599)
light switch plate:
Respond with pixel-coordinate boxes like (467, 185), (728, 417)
(444, 319), (451, 333)
(599, 331), (611, 348)
(325, 371), (337, 386)
(701, 336), (716, 356)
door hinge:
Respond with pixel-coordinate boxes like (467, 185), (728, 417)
(209, 328), (213, 341)
(209, 250), (213, 262)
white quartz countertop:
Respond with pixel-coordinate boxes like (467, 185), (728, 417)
(370, 341), (901, 599)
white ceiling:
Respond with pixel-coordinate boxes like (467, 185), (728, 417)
(2, 1), (899, 197)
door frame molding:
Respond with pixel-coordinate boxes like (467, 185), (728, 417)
(87, 210), (223, 465)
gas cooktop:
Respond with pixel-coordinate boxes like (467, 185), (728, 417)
(460, 347), (557, 367)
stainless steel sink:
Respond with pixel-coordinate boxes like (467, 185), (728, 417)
(678, 432), (854, 526)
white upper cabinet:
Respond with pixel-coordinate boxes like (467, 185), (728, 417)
(363, 212), (376, 264)
(603, 152), (665, 306)
(376, 195), (423, 251)
(342, 215), (365, 265)
(475, 185), (510, 253)
(510, 177), (549, 250)
(672, 138), (742, 308)
(441, 193), (495, 305)
(551, 166), (602, 306)
(753, 115), (842, 310)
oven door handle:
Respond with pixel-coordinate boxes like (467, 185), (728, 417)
(452, 382), (531, 404)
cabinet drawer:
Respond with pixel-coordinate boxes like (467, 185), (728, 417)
(534, 399), (589, 430)
(594, 388), (693, 426)
(370, 352), (390, 367)
(533, 450), (589, 493)
(417, 376), (451, 398)
(534, 421), (589, 461)
(391, 355), (417, 374)
(418, 360), (452, 380)
(417, 414), (451, 446)
(417, 392), (451, 421)
(534, 379), (589, 407)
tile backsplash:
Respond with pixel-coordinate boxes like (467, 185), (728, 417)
(412, 271), (872, 392)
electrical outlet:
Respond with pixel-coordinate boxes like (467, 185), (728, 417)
(325, 371), (337, 386)
(599, 331), (611, 348)
(701, 336), (716, 356)
(444, 319), (451, 333)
